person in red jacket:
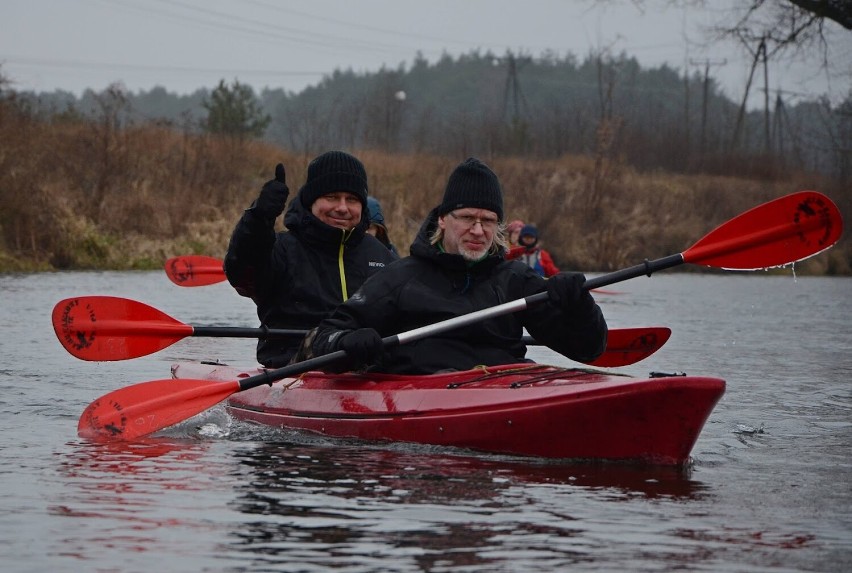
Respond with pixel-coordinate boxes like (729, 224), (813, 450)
(506, 224), (560, 277)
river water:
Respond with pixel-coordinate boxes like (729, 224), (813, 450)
(0, 270), (850, 572)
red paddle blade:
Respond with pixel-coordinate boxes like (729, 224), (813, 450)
(52, 296), (192, 361)
(586, 326), (671, 367)
(685, 191), (842, 270)
(77, 378), (239, 441)
(165, 255), (226, 287)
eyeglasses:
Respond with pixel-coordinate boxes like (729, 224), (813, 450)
(448, 212), (499, 231)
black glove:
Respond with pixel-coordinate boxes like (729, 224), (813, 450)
(253, 163), (289, 219)
(338, 328), (384, 365)
(546, 272), (594, 315)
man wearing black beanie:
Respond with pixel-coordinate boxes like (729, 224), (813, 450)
(310, 157), (608, 375)
(224, 151), (398, 367)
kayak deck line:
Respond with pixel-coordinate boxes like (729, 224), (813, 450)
(442, 363), (631, 388)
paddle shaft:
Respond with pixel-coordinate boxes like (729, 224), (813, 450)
(197, 324), (545, 347)
(193, 326), (307, 338)
(189, 323), (610, 354)
(193, 326), (656, 366)
(196, 325), (541, 346)
(585, 255), (684, 290)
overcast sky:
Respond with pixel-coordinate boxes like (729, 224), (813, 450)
(2, 0), (849, 109)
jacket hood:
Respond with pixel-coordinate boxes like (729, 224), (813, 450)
(367, 197), (387, 229)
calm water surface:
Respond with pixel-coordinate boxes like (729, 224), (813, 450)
(0, 270), (850, 572)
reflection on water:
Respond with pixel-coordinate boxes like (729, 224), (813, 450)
(51, 433), (711, 571)
(54, 438), (214, 525)
(232, 439), (708, 501)
(49, 438), (233, 570)
(44, 408), (842, 572)
(224, 440), (710, 571)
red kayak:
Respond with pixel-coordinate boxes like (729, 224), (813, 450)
(171, 362), (725, 466)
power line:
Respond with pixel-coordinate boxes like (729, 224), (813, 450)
(242, 0), (475, 48)
(113, 0), (582, 63)
(106, 0), (421, 56)
(2, 55), (325, 79)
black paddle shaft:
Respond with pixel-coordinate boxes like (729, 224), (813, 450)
(585, 254), (686, 290)
(192, 326), (307, 339)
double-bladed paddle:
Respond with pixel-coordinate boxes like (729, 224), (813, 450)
(78, 190), (843, 441)
(51, 295), (669, 367)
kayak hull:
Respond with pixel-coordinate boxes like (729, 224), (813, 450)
(171, 362), (725, 466)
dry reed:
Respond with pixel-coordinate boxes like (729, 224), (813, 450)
(1, 102), (848, 275)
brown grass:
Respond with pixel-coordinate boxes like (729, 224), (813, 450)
(1, 102), (849, 275)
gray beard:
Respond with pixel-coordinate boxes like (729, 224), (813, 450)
(457, 244), (490, 263)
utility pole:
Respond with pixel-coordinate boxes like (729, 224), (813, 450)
(762, 45), (771, 154)
(689, 58), (726, 157)
(773, 92), (785, 163)
(500, 52), (531, 154)
(732, 37), (766, 151)
(764, 88), (807, 171)
(501, 52), (530, 125)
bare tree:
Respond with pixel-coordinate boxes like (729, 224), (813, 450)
(597, 1), (849, 60)
(604, 1), (850, 31)
(695, 2), (849, 151)
(715, 2), (848, 66)
(596, 1), (850, 161)
(787, 1), (851, 29)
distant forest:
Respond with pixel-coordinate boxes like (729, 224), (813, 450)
(9, 49), (852, 183)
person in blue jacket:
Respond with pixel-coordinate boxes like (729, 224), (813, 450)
(224, 151), (398, 367)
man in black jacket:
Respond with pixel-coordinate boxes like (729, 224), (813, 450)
(310, 157), (608, 374)
(224, 151), (398, 367)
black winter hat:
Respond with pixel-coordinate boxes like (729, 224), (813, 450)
(437, 157), (504, 221)
(299, 151), (368, 208)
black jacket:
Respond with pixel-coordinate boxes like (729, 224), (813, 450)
(312, 207), (608, 374)
(224, 192), (398, 367)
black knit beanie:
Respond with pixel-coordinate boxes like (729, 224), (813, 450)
(299, 151), (368, 208)
(437, 157), (504, 221)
